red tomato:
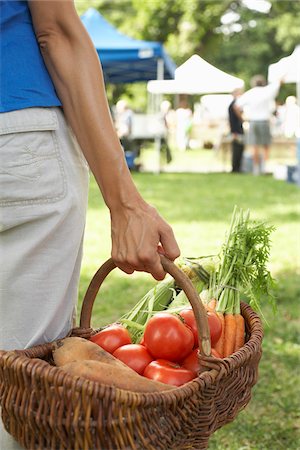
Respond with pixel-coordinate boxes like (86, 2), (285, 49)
(113, 344), (153, 375)
(179, 308), (222, 347)
(143, 359), (195, 386)
(143, 312), (194, 362)
(178, 308), (198, 346)
(182, 348), (221, 376)
(181, 349), (203, 375)
(90, 324), (131, 354)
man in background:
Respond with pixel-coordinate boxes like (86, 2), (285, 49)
(228, 88), (244, 173)
(236, 75), (281, 175)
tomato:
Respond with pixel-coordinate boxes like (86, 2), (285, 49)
(181, 349), (203, 375)
(178, 308), (198, 346)
(143, 359), (195, 387)
(182, 348), (221, 376)
(113, 344), (153, 375)
(90, 324), (131, 354)
(143, 312), (194, 362)
(179, 307), (222, 347)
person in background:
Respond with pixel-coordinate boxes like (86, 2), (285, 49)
(235, 75), (282, 175)
(160, 100), (173, 164)
(175, 97), (193, 151)
(114, 99), (134, 152)
(0, 2), (180, 448)
(228, 88), (245, 173)
(283, 96), (300, 139)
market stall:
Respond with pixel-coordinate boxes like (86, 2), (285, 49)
(268, 45), (300, 104)
(147, 54), (244, 95)
(81, 8), (176, 83)
(147, 55), (244, 172)
(268, 45), (300, 184)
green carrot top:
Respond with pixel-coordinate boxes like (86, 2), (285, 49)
(216, 206), (276, 316)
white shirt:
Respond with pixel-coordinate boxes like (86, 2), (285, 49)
(236, 82), (280, 121)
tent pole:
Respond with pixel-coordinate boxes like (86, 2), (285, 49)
(157, 58), (164, 80)
(156, 58), (164, 111)
(147, 91), (153, 114)
(154, 136), (162, 175)
(155, 58), (164, 173)
(297, 80), (300, 186)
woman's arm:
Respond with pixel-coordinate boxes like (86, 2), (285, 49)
(28, 0), (180, 280)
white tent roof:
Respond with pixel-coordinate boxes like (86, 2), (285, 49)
(147, 54), (244, 94)
(268, 45), (300, 84)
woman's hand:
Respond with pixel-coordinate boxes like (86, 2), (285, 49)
(110, 199), (180, 280)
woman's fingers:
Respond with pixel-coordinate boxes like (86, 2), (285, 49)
(110, 202), (180, 280)
(112, 246), (166, 281)
(158, 223), (181, 261)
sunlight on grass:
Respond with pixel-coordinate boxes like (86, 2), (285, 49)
(139, 146), (229, 173)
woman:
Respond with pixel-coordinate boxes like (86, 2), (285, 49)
(0, 1), (180, 448)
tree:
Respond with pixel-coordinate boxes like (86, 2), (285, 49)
(212, 0), (299, 96)
(75, 0), (299, 107)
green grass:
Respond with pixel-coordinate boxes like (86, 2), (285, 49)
(79, 171), (300, 449)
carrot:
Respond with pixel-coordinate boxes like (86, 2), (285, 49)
(223, 313), (237, 357)
(207, 298), (217, 311)
(203, 299), (216, 314)
(214, 312), (225, 358)
(234, 313), (245, 352)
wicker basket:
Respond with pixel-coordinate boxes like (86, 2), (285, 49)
(0, 256), (263, 450)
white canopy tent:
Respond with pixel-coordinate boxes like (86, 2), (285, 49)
(146, 54), (244, 173)
(268, 45), (300, 185)
(268, 45), (300, 105)
(147, 54), (244, 95)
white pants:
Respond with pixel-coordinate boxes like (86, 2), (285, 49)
(0, 107), (89, 449)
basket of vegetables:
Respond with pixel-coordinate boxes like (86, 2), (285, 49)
(0, 207), (274, 450)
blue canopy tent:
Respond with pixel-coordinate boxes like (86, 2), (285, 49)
(81, 8), (176, 84)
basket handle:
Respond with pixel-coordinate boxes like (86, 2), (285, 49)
(79, 255), (211, 357)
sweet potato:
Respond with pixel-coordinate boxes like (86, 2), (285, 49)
(60, 359), (175, 392)
(52, 336), (125, 367)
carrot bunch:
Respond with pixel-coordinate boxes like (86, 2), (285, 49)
(203, 206), (275, 358)
(213, 298), (245, 358)
(202, 292), (245, 358)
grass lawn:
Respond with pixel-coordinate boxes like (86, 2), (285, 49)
(79, 170), (300, 450)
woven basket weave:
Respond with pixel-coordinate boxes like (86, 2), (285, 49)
(0, 256), (263, 450)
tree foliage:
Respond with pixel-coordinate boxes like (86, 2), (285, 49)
(75, 0), (299, 106)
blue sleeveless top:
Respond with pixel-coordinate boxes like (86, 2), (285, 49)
(0, 0), (61, 112)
